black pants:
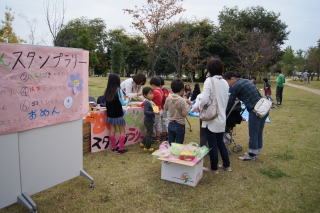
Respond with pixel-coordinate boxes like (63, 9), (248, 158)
(276, 86), (284, 105)
(143, 120), (155, 149)
(199, 119), (207, 147)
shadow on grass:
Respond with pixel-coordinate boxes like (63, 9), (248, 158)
(273, 152), (295, 160)
(259, 166), (287, 179)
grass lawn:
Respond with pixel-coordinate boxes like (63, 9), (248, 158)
(2, 77), (320, 213)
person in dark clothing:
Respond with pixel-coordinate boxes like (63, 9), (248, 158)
(97, 95), (106, 107)
(225, 71), (268, 161)
(140, 87), (156, 152)
(190, 83), (201, 102)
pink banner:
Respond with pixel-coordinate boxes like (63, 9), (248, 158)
(87, 107), (145, 153)
(0, 43), (89, 135)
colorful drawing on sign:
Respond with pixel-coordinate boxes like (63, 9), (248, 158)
(172, 172), (194, 184)
(0, 43), (89, 135)
(68, 73), (84, 94)
(90, 108), (145, 153)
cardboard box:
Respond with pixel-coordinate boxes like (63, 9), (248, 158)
(153, 150), (205, 187)
(82, 120), (91, 153)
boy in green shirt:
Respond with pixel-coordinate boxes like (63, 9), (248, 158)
(275, 70), (285, 106)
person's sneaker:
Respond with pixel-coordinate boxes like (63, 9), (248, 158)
(154, 137), (161, 143)
(143, 147), (154, 152)
(117, 149), (128, 155)
(219, 165), (232, 172)
(239, 153), (256, 161)
(203, 167), (219, 174)
(111, 147), (119, 152)
(244, 152), (258, 158)
(139, 142), (144, 148)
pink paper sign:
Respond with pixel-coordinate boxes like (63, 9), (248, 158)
(0, 43), (89, 135)
(89, 108), (145, 153)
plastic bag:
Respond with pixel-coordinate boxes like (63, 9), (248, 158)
(152, 141), (171, 163)
(170, 143), (183, 158)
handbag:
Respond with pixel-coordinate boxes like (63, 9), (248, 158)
(253, 98), (272, 118)
(118, 89), (129, 106)
(199, 77), (219, 121)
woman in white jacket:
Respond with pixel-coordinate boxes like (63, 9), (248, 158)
(200, 58), (231, 174)
(120, 73), (146, 101)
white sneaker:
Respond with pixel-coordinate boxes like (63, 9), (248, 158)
(239, 153), (256, 161)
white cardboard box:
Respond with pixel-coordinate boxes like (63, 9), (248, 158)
(153, 150), (205, 187)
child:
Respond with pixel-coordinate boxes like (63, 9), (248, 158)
(164, 79), (192, 144)
(140, 87), (156, 152)
(150, 77), (163, 142)
(159, 77), (169, 141)
(104, 73), (129, 154)
(183, 84), (192, 99)
(263, 78), (274, 107)
(190, 83), (201, 102)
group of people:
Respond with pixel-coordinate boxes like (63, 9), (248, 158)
(101, 58), (277, 175)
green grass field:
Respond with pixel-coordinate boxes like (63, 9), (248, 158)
(2, 77), (320, 213)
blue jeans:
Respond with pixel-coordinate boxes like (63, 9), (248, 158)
(248, 110), (268, 155)
(205, 130), (230, 170)
(168, 121), (185, 144)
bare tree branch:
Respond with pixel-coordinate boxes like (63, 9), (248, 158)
(228, 30), (279, 78)
(43, 0), (66, 45)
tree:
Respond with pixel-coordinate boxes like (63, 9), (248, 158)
(106, 28), (130, 76)
(105, 28), (148, 76)
(228, 30), (279, 78)
(43, 0), (66, 45)
(94, 51), (109, 76)
(18, 13), (48, 45)
(295, 49), (306, 73)
(218, 6), (289, 45)
(55, 17), (108, 75)
(280, 46), (297, 76)
(158, 20), (202, 80)
(0, 6), (26, 43)
(55, 17), (108, 52)
(123, 0), (185, 76)
(216, 6), (289, 75)
(125, 35), (148, 75)
(70, 29), (99, 73)
(111, 43), (126, 75)
(306, 40), (320, 80)
(190, 19), (217, 80)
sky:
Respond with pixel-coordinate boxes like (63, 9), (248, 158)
(1, 0), (320, 51)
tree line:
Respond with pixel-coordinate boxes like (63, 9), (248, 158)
(1, 0), (319, 81)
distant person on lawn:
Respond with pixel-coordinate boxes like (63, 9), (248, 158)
(275, 70), (285, 106)
(263, 78), (274, 107)
(303, 70), (308, 84)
